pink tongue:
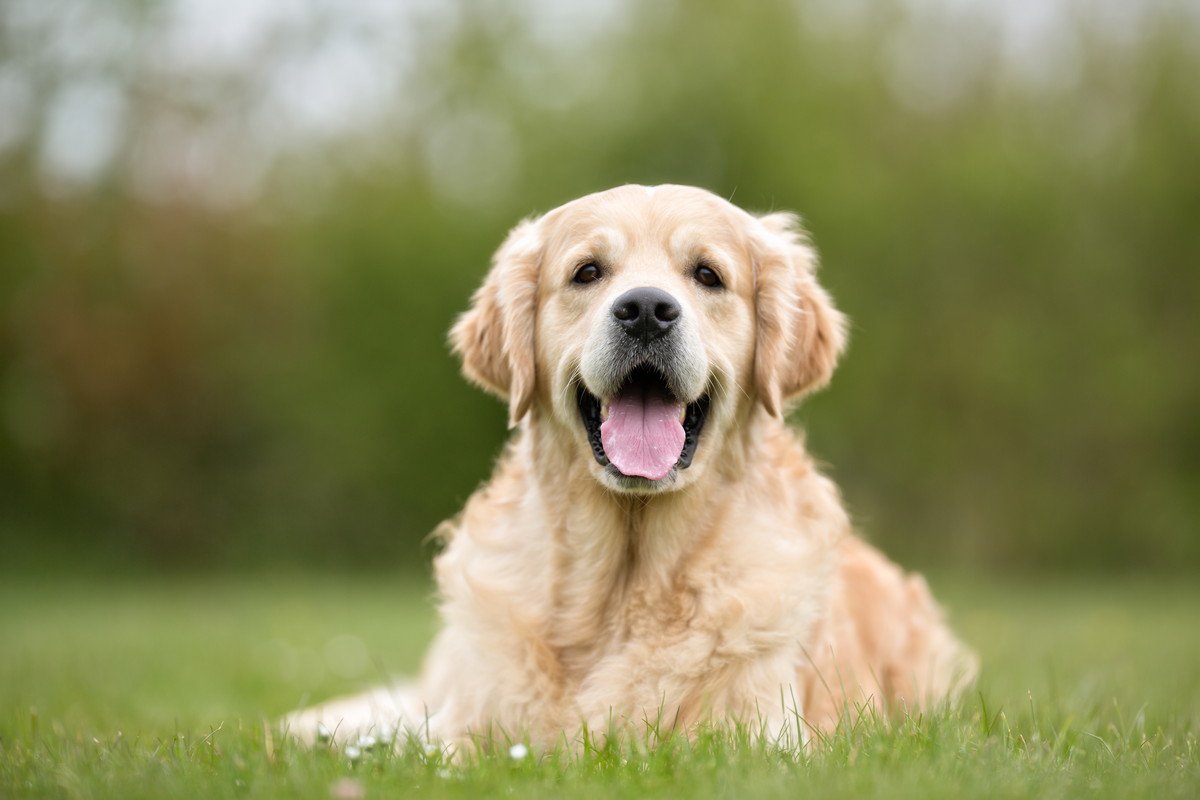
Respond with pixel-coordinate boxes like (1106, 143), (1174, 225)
(600, 387), (685, 481)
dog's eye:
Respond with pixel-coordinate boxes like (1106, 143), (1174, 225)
(694, 264), (722, 288)
(573, 262), (602, 284)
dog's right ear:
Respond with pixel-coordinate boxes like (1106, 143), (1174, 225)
(449, 218), (542, 428)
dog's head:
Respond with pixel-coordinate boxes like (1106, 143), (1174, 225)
(451, 185), (846, 494)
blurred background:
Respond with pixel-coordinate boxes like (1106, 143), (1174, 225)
(1, 0), (1197, 576)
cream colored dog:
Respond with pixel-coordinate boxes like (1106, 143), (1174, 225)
(286, 184), (976, 750)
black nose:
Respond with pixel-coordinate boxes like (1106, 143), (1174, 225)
(611, 286), (681, 342)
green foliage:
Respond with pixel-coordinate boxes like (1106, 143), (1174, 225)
(0, 1), (1197, 569)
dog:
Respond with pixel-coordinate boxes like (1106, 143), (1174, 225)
(285, 184), (976, 751)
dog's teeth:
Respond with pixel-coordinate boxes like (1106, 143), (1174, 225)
(600, 403), (609, 422)
(678, 406), (687, 423)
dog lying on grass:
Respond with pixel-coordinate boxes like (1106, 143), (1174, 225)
(286, 184), (976, 752)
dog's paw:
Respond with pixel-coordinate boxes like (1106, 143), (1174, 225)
(281, 682), (431, 748)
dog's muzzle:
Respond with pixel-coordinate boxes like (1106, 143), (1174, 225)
(575, 286), (711, 483)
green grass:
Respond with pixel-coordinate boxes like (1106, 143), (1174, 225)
(1, 572), (1197, 798)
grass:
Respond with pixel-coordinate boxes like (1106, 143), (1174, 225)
(1, 572), (1197, 798)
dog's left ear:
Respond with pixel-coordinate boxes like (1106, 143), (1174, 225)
(752, 212), (848, 417)
(450, 218), (542, 427)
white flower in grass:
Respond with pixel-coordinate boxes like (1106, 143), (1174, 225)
(354, 735), (377, 750)
(345, 745), (362, 762)
(508, 742), (529, 761)
(316, 723), (333, 743)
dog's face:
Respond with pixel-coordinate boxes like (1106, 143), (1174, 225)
(452, 185), (846, 495)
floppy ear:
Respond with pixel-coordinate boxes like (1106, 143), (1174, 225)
(449, 218), (542, 427)
(753, 212), (848, 417)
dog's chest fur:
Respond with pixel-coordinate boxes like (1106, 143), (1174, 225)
(429, 423), (846, 736)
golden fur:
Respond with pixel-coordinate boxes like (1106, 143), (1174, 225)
(286, 184), (976, 750)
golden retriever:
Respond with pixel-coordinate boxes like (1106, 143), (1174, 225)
(286, 184), (976, 751)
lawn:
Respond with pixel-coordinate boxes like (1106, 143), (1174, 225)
(1, 572), (1197, 798)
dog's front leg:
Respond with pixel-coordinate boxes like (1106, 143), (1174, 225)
(573, 640), (808, 749)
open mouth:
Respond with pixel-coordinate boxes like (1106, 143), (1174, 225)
(577, 364), (711, 482)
